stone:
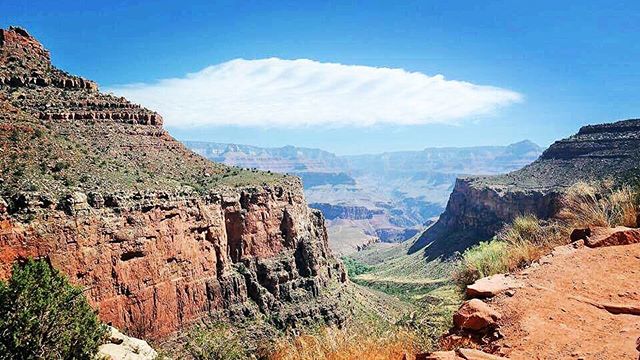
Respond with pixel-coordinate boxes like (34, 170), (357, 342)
(453, 299), (501, 332)
(62, 191), (90, 215)
(466, 274), (523, 298)
(584, 226), (640, 248)
(456, 348), (508, 360)
(570, 227), (591, 242)
(97, 326), (157, 360)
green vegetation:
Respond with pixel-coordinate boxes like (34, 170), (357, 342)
(341, 238), (461, 354)
(0, 259), (107, 360)
(184, 322), (248, 360)
(454, 240), (510, 286)
(0, 117), (287, 204)
(341, 256), (372, 277)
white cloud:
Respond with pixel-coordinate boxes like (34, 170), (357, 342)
(107, 58), (522, 128)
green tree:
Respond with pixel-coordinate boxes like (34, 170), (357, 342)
(0, 259), (107, 359)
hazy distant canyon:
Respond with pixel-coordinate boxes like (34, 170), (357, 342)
(185, 140), (543, 255)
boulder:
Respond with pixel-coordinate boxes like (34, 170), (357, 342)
(97, 326), (157, 360)
(466, 274), (523, 299)
(61, 191), (90, 215)
(583, 226), (640, 248)
(453, 299), (501, 332)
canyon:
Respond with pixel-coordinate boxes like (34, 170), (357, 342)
(186, 140), (542, 255)
(2, 24), (639, 360)
(0, 26), (346, 341)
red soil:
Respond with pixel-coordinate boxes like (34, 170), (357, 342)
(494, 243), (640, 359)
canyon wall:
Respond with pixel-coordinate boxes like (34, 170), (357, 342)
(413, 118), (640, 256)
(0, 27), (346, 339)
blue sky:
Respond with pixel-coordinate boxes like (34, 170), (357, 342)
(3, 1), (640, 154)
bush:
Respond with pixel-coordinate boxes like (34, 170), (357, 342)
(455, 214), (565, 286)
(558, 181), (638, 228)
(454, 240), (510, 286)
(341, 257), (372, 277)
(0, 259), (106, 360)
(184, 323), (247, 360)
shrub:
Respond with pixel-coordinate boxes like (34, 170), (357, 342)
(0, 259), (106, 360)
(558, 181), (638, 228)
(455, 214), (564, 286)
(184, 322), (247, 360)
(341, 257), (372, 277)
(52, 161), (70, 172)
(454, 240), (510, 285)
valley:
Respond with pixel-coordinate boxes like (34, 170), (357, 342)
(185, 140), (542, 255)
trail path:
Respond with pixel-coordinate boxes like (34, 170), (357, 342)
(494, 243), (640, 359)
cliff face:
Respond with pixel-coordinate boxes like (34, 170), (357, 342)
(412, 118), (640, 256)
(0, 27), (346, 339)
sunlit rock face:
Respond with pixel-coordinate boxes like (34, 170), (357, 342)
(0, 26), (346, 339)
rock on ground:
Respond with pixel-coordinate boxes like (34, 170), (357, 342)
(466, 274), (523, 299)
(581, 226), (640, 248)
(452, 299), (501, 332)
(97, 326), (157, 360)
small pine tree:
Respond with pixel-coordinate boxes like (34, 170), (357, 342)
(0, 259), (107, 359)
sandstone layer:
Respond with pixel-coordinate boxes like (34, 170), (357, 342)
(0, 27), (346, 340)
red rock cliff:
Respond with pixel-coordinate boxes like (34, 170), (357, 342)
(0, 27), (346, 339)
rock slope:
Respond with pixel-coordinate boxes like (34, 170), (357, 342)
(0, 26), (346, 339)
(412, 119), (640, 256)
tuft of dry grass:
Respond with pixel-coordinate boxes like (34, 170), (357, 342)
(268, 326), (418, 360)
(558, 181), (638, 228)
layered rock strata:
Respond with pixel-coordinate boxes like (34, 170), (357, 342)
(0, 27), (346, 339)
(412, 118), (640, 256)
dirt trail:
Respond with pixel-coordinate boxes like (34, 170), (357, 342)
(493, 243), (640, 359)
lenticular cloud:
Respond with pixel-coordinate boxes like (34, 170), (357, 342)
(107, 58), (522, 128)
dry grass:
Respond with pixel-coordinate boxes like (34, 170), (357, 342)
(558, 181), (638, 228)
(269, 326), (418, 360)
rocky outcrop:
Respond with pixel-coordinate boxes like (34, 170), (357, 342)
(1, 186), (346, 339)
(0, 27), (160, 126)
(97, 326), (157, 360)
(416, 349), (508, 360)
(572, 226), (640, 248)
(412, 118), (640, 256)
(0, 26), (346, 340)
(0, 27), (98, 91)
